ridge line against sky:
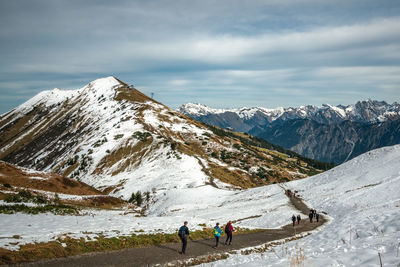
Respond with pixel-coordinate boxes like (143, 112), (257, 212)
(0, 0), (399, 114)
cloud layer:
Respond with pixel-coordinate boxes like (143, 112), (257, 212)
(1, 0), (399, 113)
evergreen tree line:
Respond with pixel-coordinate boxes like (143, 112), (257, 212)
(129, 191), (151, 206)
(204, 124), (334, 171)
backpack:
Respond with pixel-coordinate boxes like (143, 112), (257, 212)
(178, 227), (185, 238)
(225, 225), (231, 233)
(213, 227), (219, 235)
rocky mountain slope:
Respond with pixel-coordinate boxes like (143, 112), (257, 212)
(179, 101), (400, 164)
(252, 118), (400, 163)
(0, 77), (324, 200)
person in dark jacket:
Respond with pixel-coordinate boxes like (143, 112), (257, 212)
(224, 221), (235, 245)
(296, 214), (301, 225)
(291, 214), (296, 227)
(309, 211), (313, 223)
(178, 221), (190, 254)
(316, 213), (320, 222)
(213, 223), (223, 248)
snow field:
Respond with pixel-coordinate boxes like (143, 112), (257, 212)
(0, 182), (301, 251)
(199, 145), (400, 266)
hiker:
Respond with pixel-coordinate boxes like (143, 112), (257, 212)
(297, 215), (301, 225)
(291, 214), (296, 227)
(213, 222), (223, 248)
(178, 221), (190, 254)
(287, 190), (292, 197)
(316, 213), (320, 222)
(309, 211), (313, 223)
(224, 221), (235, 245)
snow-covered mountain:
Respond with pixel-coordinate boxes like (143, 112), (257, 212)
(179, 102), (400, 164)
(0, 77), (323, 200)
(203, 144), (400, 266)
(179, 101), (400, 126)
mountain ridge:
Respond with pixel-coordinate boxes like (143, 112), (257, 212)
(0, 77), (326, 203)
(179, 100), (400, 125)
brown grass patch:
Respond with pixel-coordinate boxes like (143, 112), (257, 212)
(62, 160), (80, 177)
(93, 138), (153, 176)
(209, 164), (266, 189)
(64, 196), (125, 209)
(0, 242), (67, 265)
(0, 161), (102, 196)
(114, 87), (158, 104)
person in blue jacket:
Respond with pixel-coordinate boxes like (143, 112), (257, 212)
(213, 222), (223, 248)
(178, 221), (190, 254)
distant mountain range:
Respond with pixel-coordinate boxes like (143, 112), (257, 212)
(178, 101), (400, 164)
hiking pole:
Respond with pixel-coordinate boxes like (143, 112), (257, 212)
(378, 252), (382, 267)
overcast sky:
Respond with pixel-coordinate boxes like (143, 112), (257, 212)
(1, 0), (399, 114)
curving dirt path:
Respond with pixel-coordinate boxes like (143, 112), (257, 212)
(11, 189), (326, 267)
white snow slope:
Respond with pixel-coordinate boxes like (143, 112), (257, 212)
(2, 145), (399, 267)
(200, 145), (400, 266)
(0, 180), (298, 250)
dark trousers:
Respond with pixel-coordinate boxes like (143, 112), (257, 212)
(225, 233), (232, 244)
(214, 235), (220, 247)
(309, 216), (313, 222)
(180, 236), (187, 253)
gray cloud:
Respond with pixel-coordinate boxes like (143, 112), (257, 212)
(1, 0), (400, 113)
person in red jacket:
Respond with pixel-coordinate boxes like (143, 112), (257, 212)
(224, 221), (235, 245)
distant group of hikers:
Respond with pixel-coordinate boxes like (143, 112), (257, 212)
(177, 221), (235, 254)
(286, 189), (297, 198)
(291, 214), (302, 226)
(308, 209), (320, 223)
(291, 209), (320, 227)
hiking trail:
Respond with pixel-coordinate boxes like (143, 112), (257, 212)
(11, 188), (326, 267)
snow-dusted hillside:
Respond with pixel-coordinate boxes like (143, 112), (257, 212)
(0, 77), (321, 202)
(0, 162), (298, 251)
(1, 143), (398, 267)
(201, 145), (400, 266)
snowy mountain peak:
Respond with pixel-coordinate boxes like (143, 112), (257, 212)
(178, 103), (226, 116)
(85, 76), (125, 94)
